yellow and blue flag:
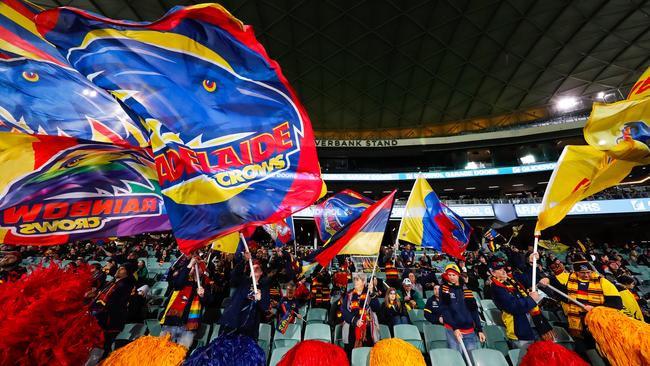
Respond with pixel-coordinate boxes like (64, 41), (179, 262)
(308, 191), (395, 267)
(210, 231), (243, 254)
(535, 145), (635, 233)
(399, 177), (471, 259)
(0, 0), (147, 146)
(37, 4), (324, 254)
(314, 189), (374, 241)
(263, 216), (295, 247)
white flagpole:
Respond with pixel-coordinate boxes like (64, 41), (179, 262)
(240, 233), (258, 295)
(531, 233), (540, 292)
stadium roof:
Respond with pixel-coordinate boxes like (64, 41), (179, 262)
(35, 0), (650, 138)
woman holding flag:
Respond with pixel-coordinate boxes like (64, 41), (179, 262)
(341, 272), (380, 357)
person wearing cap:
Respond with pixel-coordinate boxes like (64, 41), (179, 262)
(90, 262), (136, 357)
(489, 261), (554, 349)
(398, 277), (425, 310)
(547, 257), (622, 357)
(219, 251), (270, 339)
(439, 263), (485, 353)
(0, 251), (25, 284)
(160, 255), (214, 348)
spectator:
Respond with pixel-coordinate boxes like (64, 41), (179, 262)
(490, 262), (554, 349)
(341, 272), (380, 356)
(400, 244), (415, 268)
(398, 278), (425, 310)
(617, 275), (645, 321)
(136, 259), (148, 284)
(378, 287), (409, 326)
(160, 256), (214, 348)
(383, 258), (400, 289)
(439, 264), (485, 353)
(219, 252), (270, 339)
(90, 263), (136, 358)
(0, 251), (25, 284)
(371, 276), (388, 299)
(424, 284), (442, 325)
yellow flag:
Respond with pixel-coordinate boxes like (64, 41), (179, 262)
(398, 176), (431, 246)
(628, 66), (650, 100)
(538, 239), (570, 253)
(584, 98), (650, 164)
(210, 231), (240, 253)
(535, 145), (636, 233)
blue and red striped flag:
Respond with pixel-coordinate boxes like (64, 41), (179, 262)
(314, 189), (374, 242)
(308, 190), (396, 267)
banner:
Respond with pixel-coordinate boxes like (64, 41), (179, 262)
(0, 0), (147, 146)
(37, 4), (325, 253)
(0, 133), (169, 245)
(263, 216), (294, 247)
(313, 189), (374, 242)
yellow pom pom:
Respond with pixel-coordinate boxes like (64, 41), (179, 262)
(585, 306), (650, 366)
(369, 338), (426, 366)
(99, 335), (187, 366)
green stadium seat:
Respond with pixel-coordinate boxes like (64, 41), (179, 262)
(269, 346), (292, 366)
(472, 291), (482, 300)
(552, 326), (574, 350)
(257, 323), (272, 360)
(210, 324), (221, 342)
(470, 348), (509, 366)
(379, 324), (392, 340)
(586, 349), (607, 366)
(425, 290), (434, 299)
(484, 308), (505, 327)
(393, 324), (425, 353)
(508, 349), (521, 366)
(334, 323), (345, 347)
(298, 305), (308, 319)
(480, 299), (497, 311)
(351, 347), (371, 366)
(423, 324), (448, 352)
(429, 348), (464, 366)
(483, 325), (509, 356)
(542, 310), (560, 323)
(193, 323), (211, 349)
(408, 309), (427, 333)
(113, 323), (147, 349)
(144, 318), (161, 336)
(306, 308), (328, 324)
(272, 323), (301, 350)
(304, 323), (332, 343)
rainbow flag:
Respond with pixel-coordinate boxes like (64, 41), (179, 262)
(308, 191), (395, 267)
(399, 177), (471, 259)
(0, 133), (169, 245)
(37, 4), (325, 253)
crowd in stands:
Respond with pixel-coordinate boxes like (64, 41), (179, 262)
(1, 231), (649, 365)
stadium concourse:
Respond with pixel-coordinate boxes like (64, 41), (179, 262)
(1, 0), (650, 366)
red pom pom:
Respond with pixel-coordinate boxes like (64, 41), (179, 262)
(520, 341), (589, 366)
(0, 263), (103, 366)
(277, 340), (349, 366)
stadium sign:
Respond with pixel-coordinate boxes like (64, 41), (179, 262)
(316, 139), (399, 148)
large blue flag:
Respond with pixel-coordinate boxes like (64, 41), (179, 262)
(0, 0), (147, 146)
(37, 4), (325, 254)
(314, 189), (374, 242)
(399, 177), (471, 259)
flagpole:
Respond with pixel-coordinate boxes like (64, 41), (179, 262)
(240, 233), (258, 296)
(531, 233), (540, 292)
(360, 251), (380, 323)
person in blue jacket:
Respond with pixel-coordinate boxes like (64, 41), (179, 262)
(489, 261), (554, 349)
(439, 264), (485, 352)
(219, 251), (270, 339)
(423, 284), (442, 325)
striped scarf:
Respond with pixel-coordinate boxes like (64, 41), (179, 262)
(161, 285), (201, 330)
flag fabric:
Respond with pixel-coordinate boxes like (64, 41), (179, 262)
(0, 132), (169, 245)
(307, 191), (396, 267)
(628, 66), (650, 100)
(0, 0), (147, 147)
(399, 177), (471, 259)
(538, 239), (570, 254)
(535, 145), (636, 233)
(484, 229), (497, 241)
(313, 189), (374, 241)
(36, 4), (325, 254)
(584, 98), (650, 164)
(210, 231), (243, 254)
(262, 216), (294, 247)
(576, 240), (587, 253)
